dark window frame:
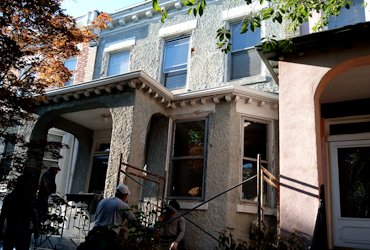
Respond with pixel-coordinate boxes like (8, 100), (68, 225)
(168, 117), (208, 200)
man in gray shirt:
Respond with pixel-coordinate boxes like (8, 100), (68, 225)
(78, 184), (141, 250)
(94, 183), (136, 234)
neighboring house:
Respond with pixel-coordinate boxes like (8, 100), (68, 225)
(16, 0), (370, 249)
(257, 1), (370, 248)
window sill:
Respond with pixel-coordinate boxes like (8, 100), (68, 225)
(179, 201), (208, 210)
(237, 203), (276, 216)
(229, 75), (267, 85)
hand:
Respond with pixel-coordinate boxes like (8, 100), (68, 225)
(169, 241), (178, 250)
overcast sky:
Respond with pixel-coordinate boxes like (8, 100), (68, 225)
(61, 0), (145, 17)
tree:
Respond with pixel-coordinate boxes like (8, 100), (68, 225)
(152, 0), (359, 52)
(0, 0), (110, 189)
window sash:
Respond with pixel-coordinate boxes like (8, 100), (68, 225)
(230, 48), (261, 80)
(107, 51), (130, 76)
(169, 119), (207, 200)
(163, 37), (189, 89)
(241, 119), (269, 202)
(229, 23), (261, 80)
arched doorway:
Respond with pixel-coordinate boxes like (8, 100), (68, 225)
(320, 64), (370, 248)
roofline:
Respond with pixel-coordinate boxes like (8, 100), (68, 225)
(257, 21), (370, 60)
(41, 71), (278, 110)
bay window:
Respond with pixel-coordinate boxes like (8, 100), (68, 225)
(169, 118), (207, 199)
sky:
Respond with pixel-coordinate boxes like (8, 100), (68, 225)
(61, 0), (146, 17)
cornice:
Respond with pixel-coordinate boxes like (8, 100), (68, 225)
(41, 70), (278, 110)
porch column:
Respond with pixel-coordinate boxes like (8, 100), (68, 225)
(278, 61), (328, 240)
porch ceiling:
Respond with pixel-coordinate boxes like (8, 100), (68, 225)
(61, 108), (112, 130)
(320, 65), (370, 104)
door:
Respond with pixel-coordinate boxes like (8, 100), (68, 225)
(88, 155), (109, 194)
(329, 137), (370, 248)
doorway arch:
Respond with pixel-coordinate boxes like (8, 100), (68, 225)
(315, 57), (370, 249)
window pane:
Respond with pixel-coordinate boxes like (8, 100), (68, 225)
(231, 49), (261, 79)
(64, 58), (77, 86)
(164, 38), (189, 71)
(243, 121), (267, 160)
(163, 37), (189, 88)
(174, 120), (205, 157)
(230, 23), (261, 79)
(231, 23), (261, 51)
(328, 0), (365, 29)
(170, 119), (206, 199)
(165, 70), (187, 89)
(242, 160), (257, 200)
(242, 120), (268, 202)
(338, 146), (370, 218)
(64, 58), (77, 71)
(107, 51), (129, 76)
(170, 159), (204, 198)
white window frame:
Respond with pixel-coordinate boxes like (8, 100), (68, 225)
(102, 37), (135, 77)
(238, 116), (276, 215)
(227, 21), (262, 81)
(167, 117), (208, 201)
(161, 36), (191, 90)
(106, 50), (130, 77)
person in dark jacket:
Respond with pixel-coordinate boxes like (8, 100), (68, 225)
(0, 174), (39, 250)
(160, 200), (186, 250)
(36, 166), (60, 222)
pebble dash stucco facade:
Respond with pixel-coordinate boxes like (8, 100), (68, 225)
(19, 1), (285, 249)
(8, 0), (370, 249)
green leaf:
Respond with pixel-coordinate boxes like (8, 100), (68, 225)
(241, 21), (249, 33)
(152, 0), (162, 12)
(199, 5), (204, 16)
(262, 7), (274, 19)
(193, 8), (197, 16)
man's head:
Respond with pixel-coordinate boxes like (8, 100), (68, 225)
(115, 184), (130, 201)
(169, 199), (180, 212)
(50, 166), (61, 175)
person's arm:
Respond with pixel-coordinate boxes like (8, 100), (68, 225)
(174, 217), (186, 245)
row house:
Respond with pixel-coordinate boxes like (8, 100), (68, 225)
(9, 0), (370, 248)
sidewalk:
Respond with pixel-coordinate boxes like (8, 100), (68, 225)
(31, 234), (85, 250)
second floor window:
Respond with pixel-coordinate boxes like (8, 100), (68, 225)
(162, 36), (190, 89)
(230, 23), (261, 80)
(64, 58), (77, 86)
(328, 0), (365, 29)
(107, 51), (130, 77)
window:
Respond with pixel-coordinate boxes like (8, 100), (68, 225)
(43, 132), (63, 169)
(162, 36), (190, 89)
(241, 119), (269, 202)
(64, 58), (77, 86)
(230, 23), (261, 80)
(107, 51), (130, 76)
(169, 119), (207, 199)
(328, 0), (365, 29)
